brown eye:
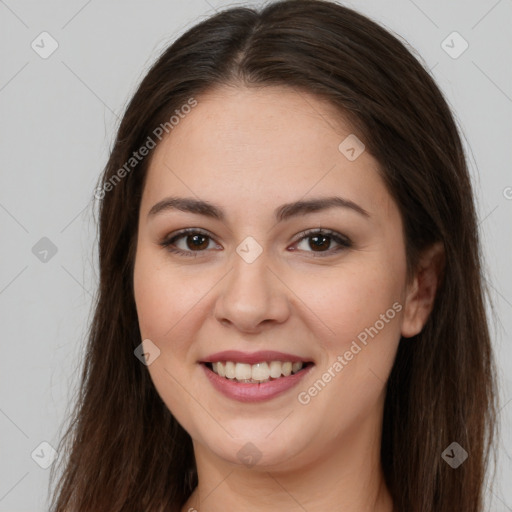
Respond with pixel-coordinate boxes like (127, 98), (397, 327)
(161, 228), (351, 258)
(160, 229), (218, 257)
(293, 229), (352, 255)
(308, 234), (331, 251)
(185, 233), (209, 251)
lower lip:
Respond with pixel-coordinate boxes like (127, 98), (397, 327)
(201, 363), (314, 403)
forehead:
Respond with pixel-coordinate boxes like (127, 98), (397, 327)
(142, 85), (394, 221)
(156, 85), (355, 164)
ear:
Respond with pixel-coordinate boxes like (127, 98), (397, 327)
(401, 242), (445, 338)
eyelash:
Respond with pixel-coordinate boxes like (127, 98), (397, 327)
(159, 227), (352, 258)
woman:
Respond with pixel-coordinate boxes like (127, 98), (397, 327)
(49, 1), (499, 511)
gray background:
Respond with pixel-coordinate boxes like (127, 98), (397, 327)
(0, 0), (511, 510)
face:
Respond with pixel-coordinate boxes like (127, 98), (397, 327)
(133, 85), (423, 471)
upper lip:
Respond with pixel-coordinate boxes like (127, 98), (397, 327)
(200, 350), (312, 365)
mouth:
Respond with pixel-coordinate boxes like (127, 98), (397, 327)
(199, 350), (315, 402)
(202, 360), (314, 384)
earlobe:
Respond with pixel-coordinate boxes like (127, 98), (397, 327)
(401, 242), (445, 338)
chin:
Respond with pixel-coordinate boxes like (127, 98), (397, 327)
(198, 423), (315, 470)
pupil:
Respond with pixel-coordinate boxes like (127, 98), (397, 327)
(311, 235), (329, 251)
(188, 234), (208, 250)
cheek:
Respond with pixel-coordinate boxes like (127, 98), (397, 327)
(294, 256), (405, 352)
(133, 250), (211, 435)
(133, 249), (204, 344)
(292, 259), (405, 431)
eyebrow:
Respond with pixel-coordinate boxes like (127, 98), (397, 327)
(148, 195), (370, 222)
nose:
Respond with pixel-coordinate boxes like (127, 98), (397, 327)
(213, 251), (291, 334)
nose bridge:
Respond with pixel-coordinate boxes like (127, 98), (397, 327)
(214, 239), (289, 331)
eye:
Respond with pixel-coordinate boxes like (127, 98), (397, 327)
(160, 228), (352, 257)
(291, 228), (352, 256)
(160, 228), (219, 258)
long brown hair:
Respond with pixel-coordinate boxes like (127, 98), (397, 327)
(49, 1), (499, 510)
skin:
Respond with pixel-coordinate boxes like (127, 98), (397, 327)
(132, 85), (444, 512)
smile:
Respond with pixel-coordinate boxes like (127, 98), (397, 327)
(207, 360), (308, 383)
(200, 350), (315, 402)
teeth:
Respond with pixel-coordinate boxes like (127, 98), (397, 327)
(269, 361), (282, 378)
(292, 362), (302, 373)
(282, 361), (292, 377)
(210, 361), (305, 382)
(216, 361), (226, 378)
(225, 361), (236, 379)
(235, 363), (252, 381)
(252, 362), (269, 381)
